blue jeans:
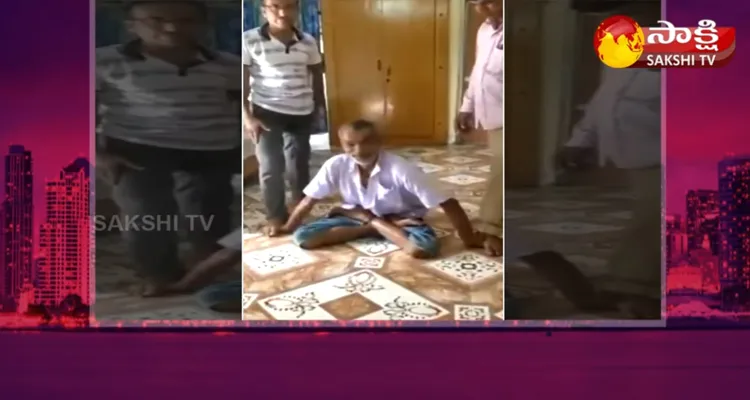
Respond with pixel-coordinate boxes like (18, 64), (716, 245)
(292, 216), (440, 258)
(196, 280), (241, 312)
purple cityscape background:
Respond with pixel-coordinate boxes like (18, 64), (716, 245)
(662, 1), (750, 319)
(0, 146), (91, 324)
(0, 0), (748, 325)
(0, 0), (91, 325)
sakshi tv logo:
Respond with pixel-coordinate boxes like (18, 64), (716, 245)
(594, 16), (736, 69)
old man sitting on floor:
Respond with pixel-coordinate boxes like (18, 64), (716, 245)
(263, 119), (484, 258)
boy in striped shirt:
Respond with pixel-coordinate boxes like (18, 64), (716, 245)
(242, 0), (326, 234)
(96, 0), (242, 296)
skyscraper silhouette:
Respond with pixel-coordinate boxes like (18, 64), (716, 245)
(665, 214), (689, 265)
(718, 155), (750, 311)
(2, 145), (34, 310)
(35, 158), (91, 306)
(686, 189), (719, 252)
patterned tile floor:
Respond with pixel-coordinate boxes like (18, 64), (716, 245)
(243, 145), (504, 322)
(504, 185), (645, 320)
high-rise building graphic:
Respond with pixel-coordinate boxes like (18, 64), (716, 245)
(665, 214), (689, 265)
(690, 248), (721, 295)
(35, 158), (91, 307)
(666, 231), (689, 266)
(666, 214), (683, 231)
(1, 145), (34, 310)
(686, 189), (719, 253)
(717, 155), (750, 310)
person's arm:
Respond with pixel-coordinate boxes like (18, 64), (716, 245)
(400, 165), (481, 247)
(439, 199), (481, 247)
(169, 229), (243, 292)
(284, 196), (319, 232)
(306, 37), (326, 110)
(171, 247), (241, 292)
(283, 157), (339, 232)
(368, 218), (414, 250)
(242, 65), (252, 118)
(241, 33), (254, 118)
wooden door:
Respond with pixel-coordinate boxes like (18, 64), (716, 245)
(380, 0), (450, 146)
(320, 0), (386, 148)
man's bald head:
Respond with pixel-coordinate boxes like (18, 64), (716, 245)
(339, 119), (381, 167)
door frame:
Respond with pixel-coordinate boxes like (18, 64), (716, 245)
(320, 0), (451, 149)
(447, 0), (467, 145)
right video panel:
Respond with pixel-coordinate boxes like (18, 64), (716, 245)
(503, 0), (664, 322)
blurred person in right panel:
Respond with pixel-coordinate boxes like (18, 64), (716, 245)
(455, 0), (504, 257)
(557, 0), (661, 318)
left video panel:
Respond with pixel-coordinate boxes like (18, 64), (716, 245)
(94, 0), (244, 324)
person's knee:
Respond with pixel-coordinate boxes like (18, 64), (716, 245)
(292, 226), (319, 249)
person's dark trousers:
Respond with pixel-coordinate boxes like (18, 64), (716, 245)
(252, 104), (313, 222)
(104, 138), (240, 285)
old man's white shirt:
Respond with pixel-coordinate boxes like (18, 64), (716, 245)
(304, 152), (449, 218)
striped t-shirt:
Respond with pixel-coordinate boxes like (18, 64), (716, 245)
(243, 24), (322, 116)
(96, 40), (241, 151)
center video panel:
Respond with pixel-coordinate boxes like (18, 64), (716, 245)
(90, 0), (666, 327)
